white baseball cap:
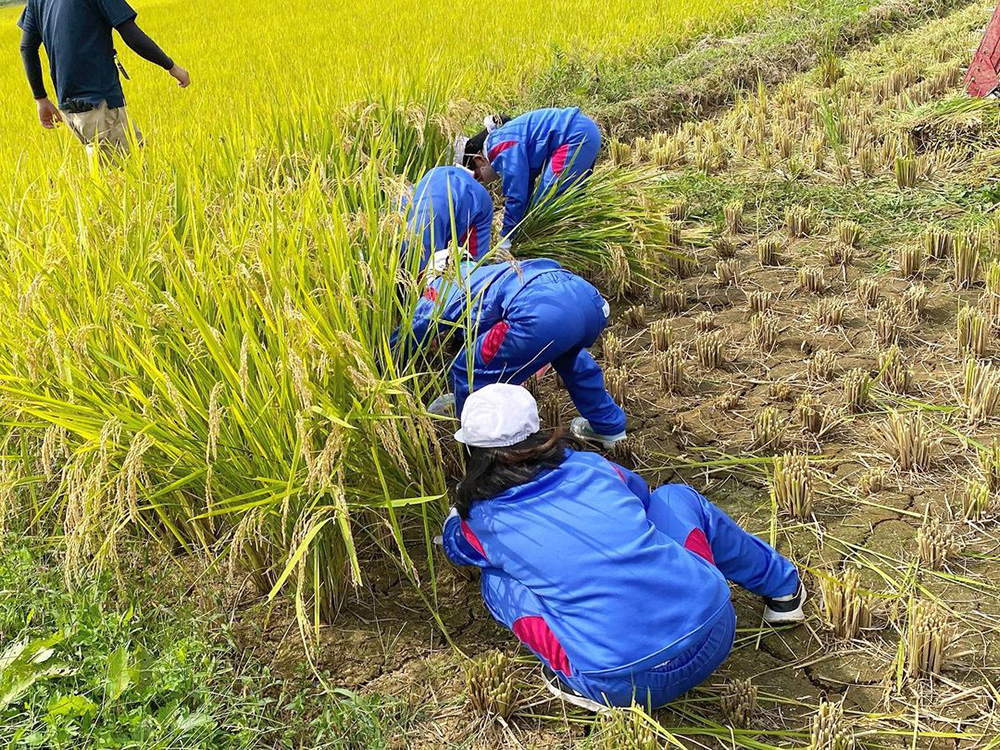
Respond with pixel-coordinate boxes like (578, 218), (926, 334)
(454, 383), (540, 448)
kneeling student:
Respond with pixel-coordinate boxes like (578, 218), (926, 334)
(441, 384), (805, 711)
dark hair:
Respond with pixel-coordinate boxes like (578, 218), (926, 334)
(455, 430), (576, 518)
(462, 114), (513, 169)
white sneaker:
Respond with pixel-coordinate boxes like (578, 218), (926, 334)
(540, 666), (609, 714)
(570, 417), (627, 450)
(763, 583), (807, 625)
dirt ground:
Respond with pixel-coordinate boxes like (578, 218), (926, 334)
(223, 3), (1000, 747)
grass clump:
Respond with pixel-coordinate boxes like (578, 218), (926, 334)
(796, 393), (826, 434)
(748, 289), (774, 314)
(856, 278), (880, 309)
(923, 226), (953, 260)
(811, 699), (855, 750)
(877, 345), (913, 394)
(808, 349), (837, 381)
(603, 332), (625, 367)
(715, 259), (741, 287)
(819, 568), (873, 640)
(757, 236), (783, 267)
(650, 320), (673, 353)
(957, 305), (989, 358)
(657, 349), (685, 394)
(771, 451), (814, 519)
(719, 678), (757, 729)
(750, 313), (779, 352)
(752, 407), (786, 453)
(466, 651), (520, 722)
(963, 358), (1000, 423)
(595, 705), (659, 750)
(878, 411), (934, 472)
(844, 368), (873, 413)
(916, 515), (954, 570)
(695, 332), (726, 369)
(903, 600), (953, 680)
(656, 284), (687, 314)
(798, 267), (826, 294)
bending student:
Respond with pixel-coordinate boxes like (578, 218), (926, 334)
(400, 166), (496, 275)
(394, 258), (626, 448)
(442, 384), (805, 711)
(460, 107), (602, 246)
(18, 0), (190, 155)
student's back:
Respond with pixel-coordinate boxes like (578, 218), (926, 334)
(463, 449), (731, 674)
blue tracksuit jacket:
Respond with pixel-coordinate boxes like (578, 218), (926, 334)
(401, 166), (495, 273)
(442, 450), (799, 707)
(485, 108), (601, 238)
(397, 260), (625, 435)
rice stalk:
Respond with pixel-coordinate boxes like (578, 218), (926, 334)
(819, 568), (873, 639)
(771, 452), (814, 519)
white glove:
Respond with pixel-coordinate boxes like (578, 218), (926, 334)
(495, 237), (513, 253)
(427, 392), (456, 417)
(435, 507), (461, 546)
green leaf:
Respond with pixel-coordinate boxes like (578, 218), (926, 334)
(47, 694), (97, 718)
(106, 645), (133, 702)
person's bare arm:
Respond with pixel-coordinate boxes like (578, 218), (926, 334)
(20, 28), (61, 128)
(116, 18), (190, 87)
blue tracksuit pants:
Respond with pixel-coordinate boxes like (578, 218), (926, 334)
(481, 484), (798, 708)
(531, 116), (602, 208)
(451, 271), (626, 436)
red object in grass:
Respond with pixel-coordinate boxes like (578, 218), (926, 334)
(966, 2), (1000, 97)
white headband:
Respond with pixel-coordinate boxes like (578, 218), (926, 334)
(453, 135), (469, 167)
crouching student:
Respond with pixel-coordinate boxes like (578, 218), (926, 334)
(460, 108), (601, 246)
(441, 384), (805, 712)
(394, 258), (626, 447)
(400, 165), (496, 275)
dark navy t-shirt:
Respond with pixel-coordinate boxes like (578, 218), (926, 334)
(18, 0), (137, 110)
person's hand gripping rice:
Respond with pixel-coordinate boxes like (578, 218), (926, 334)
(440, 384), (806, 712)
(459, 107), (602, 247)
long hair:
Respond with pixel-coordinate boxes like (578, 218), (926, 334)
(462, 114), (513, 169)
(455, 429), (577, 518)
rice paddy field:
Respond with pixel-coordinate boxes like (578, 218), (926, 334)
(2, 0), (1000, 747)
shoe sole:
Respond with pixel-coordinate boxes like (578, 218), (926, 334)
(764, 585), (808, 626)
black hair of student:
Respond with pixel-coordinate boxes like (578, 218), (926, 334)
(462, 114), (513, 169)
(455, 429), (579, 519)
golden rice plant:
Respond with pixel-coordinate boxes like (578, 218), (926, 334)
(608, 139), (635, 166)
(610, 435), (650, 466)
(714, 236), (737, 259)
(923, 227), (953, 260)
(750, 313), (779, 352)
(856, 277), (880, 309)
(963, 358), (1000, 423)
(814, 299), (845, 327)
(953, 235), (981, 289)
(540, 394), (563, 428)
(657, 284), (687, 314)
(957, 305), (989, 357)
(878, 411), (934, 472)
(808, 349), (837, 381)
(720, 678), (757, 729)
(798, 267), (826, 294)
(898, 245), (922, 278)
(901, 283), (928, 322)
(696, 332), (726, 369)
(715, 259), (741, 287)
(694, 312), (716, 332)
(757, 236), (783, 267)
(858, 466), (886, 495)
(877, 345), (913, 394)
(843, 368), (873, 413)
(650, 320), (673, 353)
(823, 241), (855, 266)
(874, 306), (902, 347)
(771, 451), (814, 519)
(624, 304), (647, 328)
(724, 200), (745, 235)
(916, 515), (954, 570)
(796, 393), (826, 434)
(857, 146), (878, 176)
(819, 568), (873, 639)
(753, 407), (786, 453)
(959, 478), (992, 522)
(904, 599), (953, 680)
(657, 349), (685, 394)
(894, 156), (918, 188)
(606, 366), (630, 404)
(748, 289), (774, 314)
(603, 332), (624, 367)
(986, 260), (1000, 320)
(667, 197), (689, 221)
(595, 704), (658, 750)
(466, 651), (520, 721)
(786, 206), (815, 238)
(810, 699), (855, 750)
(981, 441), (1000, 492)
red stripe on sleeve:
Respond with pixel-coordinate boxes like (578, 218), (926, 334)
(460, 520), (486, 558)
(487, 140), (518, 162)
(683, 528), (715, 565)
(480, 321), (510, 364)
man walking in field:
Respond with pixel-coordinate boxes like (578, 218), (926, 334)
(18, 0), (190, 156)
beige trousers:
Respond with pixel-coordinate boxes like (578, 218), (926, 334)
(62, 100), (143, 156)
